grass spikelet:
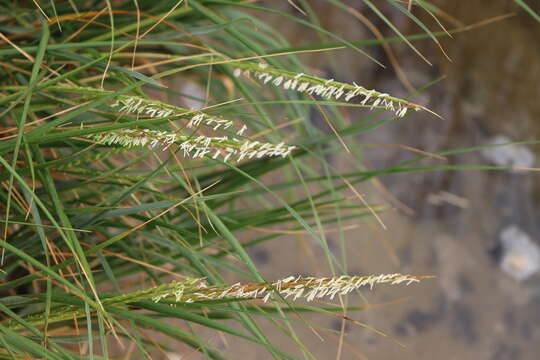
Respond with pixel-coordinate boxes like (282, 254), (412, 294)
(86, 128), (296, 162)
(27, 85), (241, 133)
(231, 62), (429, 118)
(150, 273), (429, 304)
(8, 274), (429, 330)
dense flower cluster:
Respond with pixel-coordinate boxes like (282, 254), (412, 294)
(111, 96), (236, 131)
(233, 63), (420, 118)
(150, 273), (424, 304)
(10, 274), (426, 330)
(86, 128), (295, 162)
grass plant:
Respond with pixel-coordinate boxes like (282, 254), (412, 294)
(1, 0), (538, 358)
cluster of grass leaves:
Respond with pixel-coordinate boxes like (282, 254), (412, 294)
(1, 0), (538, 359)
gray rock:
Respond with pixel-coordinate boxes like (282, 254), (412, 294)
(499, 225), (540, 281)
(481, 135), (534, 171)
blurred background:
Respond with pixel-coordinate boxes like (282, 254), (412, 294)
(215, 1), (540, 359)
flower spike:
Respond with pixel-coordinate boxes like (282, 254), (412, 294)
(231, 62), (433, 118)
(85, 128), (295, 162)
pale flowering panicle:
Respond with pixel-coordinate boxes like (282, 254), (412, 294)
(111, 96), (238, 133)
(40, 85), (245, 135)
(232, 63), (427, 118)
(55, 85), (252, 134)
(146, 273), (427, 304)
(111, 96), (175, 118)
(85, 128), (296, 162)
(9, 273), (428, 329)
(86, 128), (185, 150)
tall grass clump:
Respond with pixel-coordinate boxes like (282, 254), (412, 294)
(1, 0), (536, 358)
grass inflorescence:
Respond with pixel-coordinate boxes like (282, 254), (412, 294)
(1, 0), (529, 358)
